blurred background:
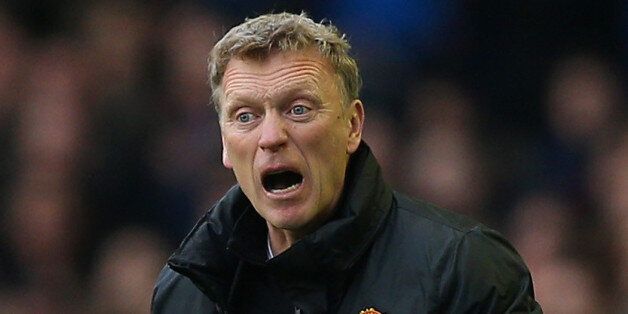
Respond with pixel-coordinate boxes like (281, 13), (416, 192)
(0, 0), (626, 313)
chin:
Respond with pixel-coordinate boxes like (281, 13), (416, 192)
(264, 208), (312, 231)
(267, 214), (307, 230)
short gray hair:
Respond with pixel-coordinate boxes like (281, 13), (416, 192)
(208, 12), (361, 111)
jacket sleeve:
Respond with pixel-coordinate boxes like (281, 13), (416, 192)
(438, 226), (543, 313)
(151, 265), (219, 314)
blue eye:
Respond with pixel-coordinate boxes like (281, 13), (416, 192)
(236, 112), (254, 123)
(290, 105), (309, 115)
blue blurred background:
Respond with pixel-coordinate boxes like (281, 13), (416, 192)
(0, 0), (627, 312)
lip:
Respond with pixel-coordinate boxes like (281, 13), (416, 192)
(260, 164), (306, 201)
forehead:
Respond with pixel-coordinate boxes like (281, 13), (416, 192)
(221, 49), (337, 101)
(225, 48), (332, 77)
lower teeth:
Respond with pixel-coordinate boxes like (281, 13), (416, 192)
(270, 183), (300, 194)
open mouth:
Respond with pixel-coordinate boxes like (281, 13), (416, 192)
(262, 170), (303, 194)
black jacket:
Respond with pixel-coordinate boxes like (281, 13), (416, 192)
(152, 143), (542, 313)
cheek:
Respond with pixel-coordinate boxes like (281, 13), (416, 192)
(303, 118), (347, 146)
(319, 126), (348, 156)
(300, 123), (349, 177)
(224, 137), (255, 175)
(225, 131), (255, 156)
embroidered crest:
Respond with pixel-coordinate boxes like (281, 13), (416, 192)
(359, 307), (382, 314)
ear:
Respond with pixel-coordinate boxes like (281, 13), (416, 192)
(346, 99), (365, 154)
(221, 135), (233, 169)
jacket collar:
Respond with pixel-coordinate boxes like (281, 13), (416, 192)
(167, 184), (251, 304)
(168, 142), (393, 300)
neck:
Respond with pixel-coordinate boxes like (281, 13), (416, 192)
(264, 174), (347, 256)
(266, 222), (306, 256)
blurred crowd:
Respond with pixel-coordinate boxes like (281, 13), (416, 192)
(0, 1), (626, 313)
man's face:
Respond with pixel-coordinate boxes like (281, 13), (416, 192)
(219, 48), (363, 236)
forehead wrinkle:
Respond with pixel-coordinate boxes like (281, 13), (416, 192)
(224, 65), (326, 89)
(225, 68), (322, 88)
(222, 58), (331, 92)
(224, 78), (321, 106)
(223, 58), (329, 78)
(223, 68), (326, 103)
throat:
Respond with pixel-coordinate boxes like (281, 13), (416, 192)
(266, 222), (303, 256)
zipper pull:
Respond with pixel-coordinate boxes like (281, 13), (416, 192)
(215, 304), (228, 314)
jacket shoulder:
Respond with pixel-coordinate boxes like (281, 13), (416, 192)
(383, 192), (542, 312)
(393, 191), (481, 233)
(439, 226), (543, 313)
(152, 265), (218, 314)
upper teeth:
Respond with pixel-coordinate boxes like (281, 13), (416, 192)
(270, 182), (301, 194)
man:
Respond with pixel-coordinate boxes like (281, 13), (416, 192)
(152, 12), (542, 313)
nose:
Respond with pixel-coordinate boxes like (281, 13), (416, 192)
(258, 113), (288, 151)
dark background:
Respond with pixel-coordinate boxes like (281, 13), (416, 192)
(0, 0), (626, 312)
